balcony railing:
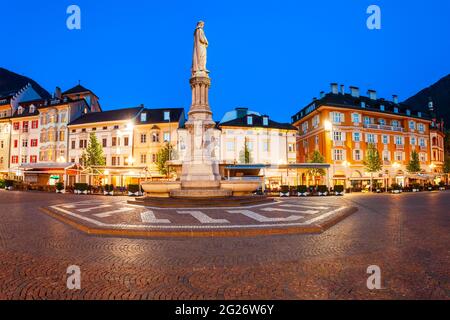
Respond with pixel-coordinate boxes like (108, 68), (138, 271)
(333, 140), (345, 147)
(395, 144), (404, 150)
(364, 124), (405, 132)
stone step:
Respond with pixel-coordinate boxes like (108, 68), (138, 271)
(170, 188), (231, 198)
(128, 196), (273, 208)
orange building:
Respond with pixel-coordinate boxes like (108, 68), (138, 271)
(291, 84), (446, 189)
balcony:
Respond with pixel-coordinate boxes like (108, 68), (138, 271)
(395, 144), (404, 150)
(364, 124), (404, 132)
(333, 140), (345, 147)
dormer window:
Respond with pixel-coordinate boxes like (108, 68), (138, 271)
(380, 104), (385, 111)
(406, 109), (411, 116)
(361, 101), (366, 108)
(417, 112), (422, 118)
(140, 112), (147, 122)
(164, 111), (170, 121)
(29, 104), (35, 113)
(262, 116), (269, 126)
(394, 107), (399, 113)
(247, 116), (253, 125)
(18, 106), (23, 115)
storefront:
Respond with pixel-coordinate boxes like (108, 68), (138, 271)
(224, 163), (331, 191)
(76, 166), (148, 187)
(19, 163), (83, 187)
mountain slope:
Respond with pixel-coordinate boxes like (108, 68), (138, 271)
(404, 74), (450, 127)
(0, 67), (51, 99)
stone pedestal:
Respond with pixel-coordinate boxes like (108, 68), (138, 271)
(181, 73), (220, 182)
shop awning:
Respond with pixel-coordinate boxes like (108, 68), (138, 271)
(225, 164), (268, 170)
(225, 163), (331, 170)
(19, 163), (83, 173)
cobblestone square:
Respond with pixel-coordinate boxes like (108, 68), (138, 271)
(0, 190), (449, 299)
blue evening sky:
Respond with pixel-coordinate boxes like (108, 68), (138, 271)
(2, 0), (449, 122)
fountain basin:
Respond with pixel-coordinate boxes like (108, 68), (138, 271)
(220, 180), (261, 196)
(141, 181), (181, 197)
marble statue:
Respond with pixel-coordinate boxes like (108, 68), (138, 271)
(192, 21), (209, 75)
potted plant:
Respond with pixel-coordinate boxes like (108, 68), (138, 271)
(279, 185), (289, 197)
(128, 184), (142, 196)
(74, 183), (89, 195)
(411, 183), (420, 192)
(297, 185), (308, 197)
(438, 181), (445, 191)
(334, 185), (344, 196)
(4, 180), (14, 191)
(317, 185), (328, 196)
(375, 182), (382, 193)
(55, 182), (65, 193)
(426, 183), (433, 191)
(104, 184), (114, 196)
(391, 183), (402, 194)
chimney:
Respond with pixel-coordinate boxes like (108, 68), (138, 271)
(340, 84), (345, 95)
(54, 87), (62, 99)
(367, 89), (377, 100)
(392, 94), (399, 104)
(319, 91), (325, 98)
(349, 86), (360, 98)
(330, 83), (338, 94)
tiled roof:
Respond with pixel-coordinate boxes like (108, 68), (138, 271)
(220, 114), (297, 130)
(292, 91), (431, 123)
(10, 104), (39, 119)
(62, 84), (94, 96)
(68, 106), (144, 126)
(135, 108), (185, 124)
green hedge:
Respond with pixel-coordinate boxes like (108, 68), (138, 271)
(280, 185), (289, 193)
(0, 179), (5, 189)
(317, 185), (328, 193)
(74, 183), (88, 191)
(5, 180), (14, 188)
(391, 183), (402, 190)
(296, 185), (307, 193)
(104, 184), (114, 192)
(128, 184), (141, 193)
(55, 182), (64, 190)
(334, 185), (344, 193)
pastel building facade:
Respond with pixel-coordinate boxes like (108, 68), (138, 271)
(0, 83), (45, 176)
(291, 84), (445, 188)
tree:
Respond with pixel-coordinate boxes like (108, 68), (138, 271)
(82, 133), (106, 167)
(307, 150), (326, 186)
(406, 150), (421, 174)
(239, 139), (253, 164)
(363, 143), (382, 192)
(157, 143), (175, 177)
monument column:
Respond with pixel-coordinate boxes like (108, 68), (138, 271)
(181, 21), (220, 182)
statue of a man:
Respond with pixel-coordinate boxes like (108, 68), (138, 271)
(192, 21), (208, 76)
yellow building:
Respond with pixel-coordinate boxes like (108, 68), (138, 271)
(133, 108), (185, 178)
